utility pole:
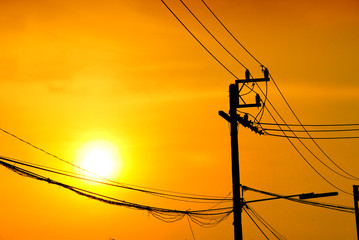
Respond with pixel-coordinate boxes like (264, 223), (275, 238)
(219, 69), (269, 240)
(354, 185), (359, 240)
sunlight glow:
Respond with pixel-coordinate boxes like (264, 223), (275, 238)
(76, 140), (121, 179)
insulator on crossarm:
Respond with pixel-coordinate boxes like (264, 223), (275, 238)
(264, 68), (269, 80)
(245, 69), (250, 81)
(256, 94), (261, 107)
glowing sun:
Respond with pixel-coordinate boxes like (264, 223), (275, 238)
(76, 140), (120, 179)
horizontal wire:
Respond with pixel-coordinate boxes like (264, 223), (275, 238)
(243, 185), (354, 213)
(0, 155), (232, 203)
(265, 132), (359, 140)
(0, 159), (233, 227)
(0, 126), (232, 200)
(260, 100), (356, 191)
(263, 128), (359, 133)
(260, 122), (359, 127)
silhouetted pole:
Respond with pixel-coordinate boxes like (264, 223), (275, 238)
(354, 185), (359, 240)
(229, 83), (243, 240)
(219, 69), (269, 240)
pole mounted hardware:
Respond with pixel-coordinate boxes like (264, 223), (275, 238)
(235, 68), (270, 109)
(219, 68), (270, 240)
(298, 191), (338, 200)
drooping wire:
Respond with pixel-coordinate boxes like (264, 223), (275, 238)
(0, 159), (233, 227)
(0, 126), (233, 200)
(255, 97), (354, 194)
(254, 97), (359, 183)
(256, 75), (359, 181)
(198, 0), (359, 181)
(0, 155), (232, 203)
(272, 108), (352, 194)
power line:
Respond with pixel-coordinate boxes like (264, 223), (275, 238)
(0, 155), (232, 203)
(0, 126), (233, 200)
(196, 0), (359, 183)
(163, 0), (359, 184)
(243, 207), (270, 240)
(179, 0), (247, 70)
(160, 0), (239, 79)
(260, 123), (359, 127)
(200, 0), (264, 68)
(259, 101), (354, 194)
(245, 205), (287, 240)
(263, 128), (359, 133)
(187, 215), (196, 240)
(243, 185), (354, 213)
(0, 159), (233, 227)
(265, 132), (359, 140)
(255, 79), (359, 182)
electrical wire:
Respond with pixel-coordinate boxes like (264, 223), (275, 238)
(265, 133), (359, 140)
(263, 128), (359, 133)
(181, 0), (358, 176)
(160, 0), (239, 79)
(0, 159), (233, 227)
(255, 77), (359, 182)
(200, 0), (264, 68)
(199, 0), (359, 181)
(243, 185), (354, 213)
(260, 101), (354, 194)
(165, 0), (358, 196)
(179, 0), (247, 70)
(243, 207), (270, 239)
(187, 215), (196, 240)
(0, 155), (232, 204)
(0, 126), (234, 200)
(245, 205), (287, 240)
(260, 123), (359, 127)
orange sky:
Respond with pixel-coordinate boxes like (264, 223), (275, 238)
(0, 0), (359, 239)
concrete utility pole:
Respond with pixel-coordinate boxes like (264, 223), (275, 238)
(228, 83), (243, 240)
(354, 185), (359, 240)
(219, 69), (269, 240)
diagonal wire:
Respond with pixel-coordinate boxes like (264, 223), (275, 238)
(259, 101), (353, 195)
(201, 0), (264, 68)
(0, 155), (232, 203)
(160, 0), (239, 79)
(243, 207), (270, 239)
(187, 214), (196, 240)
(179, 0), (247, 70)
(199, 0), (359, 181)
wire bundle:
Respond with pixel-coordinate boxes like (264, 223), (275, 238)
(160, 0), (359, 196)
(0, 155), (232, 227)
(243, 185), (354, 213)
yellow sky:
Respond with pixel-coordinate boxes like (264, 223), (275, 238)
(0, 0), (359, 239)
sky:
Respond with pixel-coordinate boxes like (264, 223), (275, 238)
(0, 0), (359, 239)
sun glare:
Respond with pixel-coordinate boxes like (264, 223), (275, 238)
(76, 140), (120, 179)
